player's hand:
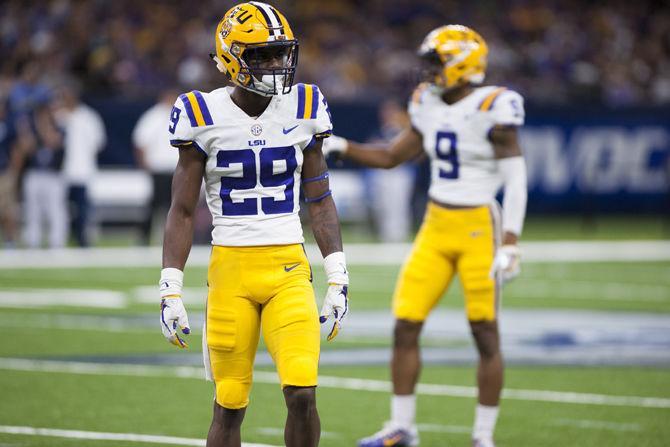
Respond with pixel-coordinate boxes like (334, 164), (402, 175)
(322, 135), (348, 157)
(320, 284), (348, 341)
(160, 297), (191, 348)
(321, 251), (349, 341)
(489, 244), (521, 283)
(159, 268), (190, 348)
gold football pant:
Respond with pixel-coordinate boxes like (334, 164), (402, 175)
(393, 202), (502, 322)
(204, 244), (320, 409)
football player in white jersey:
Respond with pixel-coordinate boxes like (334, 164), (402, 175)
(325, 25), (527, 447)
(158, 3), (349, 447)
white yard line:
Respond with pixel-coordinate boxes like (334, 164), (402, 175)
(133, 286), (209, 304)
(1, 358), (669, 409)
(552, 418), (642, 432)
(507, 279), (670, 302)
(0, 241), (668, 269)
(0, 289), (126, 308)
(0, 425), (278, 447)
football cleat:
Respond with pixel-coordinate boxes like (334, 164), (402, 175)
(211, 2), (298, 96)
(418, 24), (488, 90)
(472, 438), (496, 447)
(358, 422), (419, 447)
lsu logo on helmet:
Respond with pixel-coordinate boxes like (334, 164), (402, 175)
(418, 25), (488, 89)
(211, 2), (298, 96)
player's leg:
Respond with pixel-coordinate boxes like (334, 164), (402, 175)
(205, 247), (262, 447)
(140, 173), (159, 245)
(207, 403), (246, 447)
(391, 319), (423, 395)
(261, 245), (320, 447)
(23, 171), (42, 248)
(360, 204), (455, 447)
(457, 205), (503, 446)
(205, 293), (261, 447)
(0, 172), (19, 246)
(282, 386), (319, 447)
(470, 320), (502, 447)
(69, 185), (90, 247)
(46, 172), (68, 248)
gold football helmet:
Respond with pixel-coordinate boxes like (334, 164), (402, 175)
(211, 2), (298, 96)
(418, 25), (488, 90)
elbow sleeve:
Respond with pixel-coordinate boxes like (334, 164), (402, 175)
(498, 156), (528, 236)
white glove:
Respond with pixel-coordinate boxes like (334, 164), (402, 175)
(489, 245), (521, 283)
(320, 252), (349, 341)
(159, 268), (191, 348)
(321, 134), (348, 157)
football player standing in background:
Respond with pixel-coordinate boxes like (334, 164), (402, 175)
(325, 26), (527, 447)
(159, 3), (349, 447)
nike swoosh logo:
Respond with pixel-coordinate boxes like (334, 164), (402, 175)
(283, 124), (299, 134)
(284, 263), (301, 272)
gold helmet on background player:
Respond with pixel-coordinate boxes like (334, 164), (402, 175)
(211, 2), (298, 96)
(418, 25), (488, 90)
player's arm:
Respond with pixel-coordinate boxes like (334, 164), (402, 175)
(163, 146), (205, 268)
(302, 139), (349, 341)
(324, 127), (424, 169)
(489, 125), (527, 281)
(159, 146), (206, 348)
(303, 139), (343, 256)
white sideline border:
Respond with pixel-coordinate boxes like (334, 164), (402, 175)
(1, 358), (669, 409)
(0, 241), (669, 269)
(0, 425), (276, 447)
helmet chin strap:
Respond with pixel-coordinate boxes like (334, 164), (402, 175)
(210, 54), (227, 74)
(239, 73), (285, 97)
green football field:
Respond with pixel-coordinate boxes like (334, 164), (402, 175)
(1, 221), (670, 446)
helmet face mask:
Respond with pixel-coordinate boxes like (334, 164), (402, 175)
(239, 40), (299, 96)
(213, 2), (298, 96)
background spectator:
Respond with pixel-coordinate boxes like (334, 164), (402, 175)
(55, 80), (107, 247)
(0, 92), (20, 247)
(132, 88), (180, 245)
(19, 105), (67, 248)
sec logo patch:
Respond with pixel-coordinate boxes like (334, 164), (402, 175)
(251, 124), (263, 136)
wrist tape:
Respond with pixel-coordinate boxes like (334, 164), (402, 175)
(160, 268), (183, 299)
(324, 251), (348, 285)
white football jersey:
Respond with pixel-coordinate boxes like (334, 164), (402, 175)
(169, 84), (332, 246)
(408, 84), (525, 206)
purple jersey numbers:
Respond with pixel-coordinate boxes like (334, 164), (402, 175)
(216, 146), (297, 216)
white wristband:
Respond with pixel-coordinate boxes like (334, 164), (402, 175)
(323, 251), (348, 285)
(160, 267), (184, 298)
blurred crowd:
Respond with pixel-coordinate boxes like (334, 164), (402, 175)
(0, 0), (668, 105)
(0, 75), (106, 248)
